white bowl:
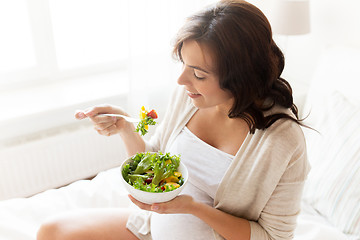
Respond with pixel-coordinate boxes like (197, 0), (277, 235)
(120, 153), (188, 204)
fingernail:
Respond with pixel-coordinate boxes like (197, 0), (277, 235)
(85, 111), (93, 116)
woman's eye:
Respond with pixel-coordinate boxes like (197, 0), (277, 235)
(193, 71), (205, 80)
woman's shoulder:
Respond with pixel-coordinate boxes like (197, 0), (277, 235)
(245, 107), (309, 180)
(256, 105), (306, 150)
(263, 107), (310, 181)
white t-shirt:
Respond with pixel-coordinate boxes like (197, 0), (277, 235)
(150, 126), (233, 240)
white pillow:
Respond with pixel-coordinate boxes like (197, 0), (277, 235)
(302, 90), (360, 238)
(301, 47), (360, 238)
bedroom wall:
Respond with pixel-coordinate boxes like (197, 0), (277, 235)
(251, 0), (360, 112)
(284, 0), (360, 82)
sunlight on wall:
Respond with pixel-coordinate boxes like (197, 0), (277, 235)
(0, 0), (37, 74)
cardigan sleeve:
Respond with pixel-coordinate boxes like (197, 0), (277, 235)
(249, 143), (310, 240)
(249, 181), (305, 239)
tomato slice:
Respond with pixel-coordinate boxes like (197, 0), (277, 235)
(147, 109), (158, 119)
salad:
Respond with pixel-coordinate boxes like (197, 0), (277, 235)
(135, 106), (158, 136)
(122, 152), (184, 193)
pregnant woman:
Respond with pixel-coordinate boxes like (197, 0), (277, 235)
(37, 1), (310, 239)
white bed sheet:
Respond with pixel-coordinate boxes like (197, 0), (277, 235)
(0, 166), (350, 240)
(0, 167), (131, 240)
(294, 202), (349, 240)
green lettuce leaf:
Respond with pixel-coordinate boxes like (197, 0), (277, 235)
(133, 153), (156, 174)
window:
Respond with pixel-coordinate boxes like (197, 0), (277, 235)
(0, 0), (217, 143)
(49, 0), (129, 70)
(0, 0), (37, 80)
(0, 0), (218, 90)
(0, 0), (129, 90)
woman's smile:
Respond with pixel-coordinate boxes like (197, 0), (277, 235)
(186, 90), (202, 98)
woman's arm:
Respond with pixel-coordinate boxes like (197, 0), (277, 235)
(128, 194), (251, 240)
(118, 122), (145, 156)
(191, 198), (251, 240)
(75, 104), (145, 156)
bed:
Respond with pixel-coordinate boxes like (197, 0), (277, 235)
(0, 47), (359, 240)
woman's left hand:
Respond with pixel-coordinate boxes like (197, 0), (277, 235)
(128, 194), (196, 214)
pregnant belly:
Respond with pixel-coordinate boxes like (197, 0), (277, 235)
(151, 213), (215, 240)
(150, 183), (216, 240)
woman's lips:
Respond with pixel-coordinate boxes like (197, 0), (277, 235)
(186, 91), (202, 98)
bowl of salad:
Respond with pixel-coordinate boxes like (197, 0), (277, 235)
(121, 152), (188, 204)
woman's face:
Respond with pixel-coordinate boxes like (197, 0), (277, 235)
(177, 40), (234, 112)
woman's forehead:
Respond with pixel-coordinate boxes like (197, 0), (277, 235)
(181, 40), (215, 73)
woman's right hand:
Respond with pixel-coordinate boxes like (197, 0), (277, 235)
(75, 104), (133, 136)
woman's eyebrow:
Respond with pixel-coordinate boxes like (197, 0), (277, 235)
(187, 64), (210, 74)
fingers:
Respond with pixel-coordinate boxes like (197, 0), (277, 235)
(74, 110), (87, 120)
(128, 195), (152, 211)
(75, 104), (124, 122)
(95, 123), (118, 136)
(129, 195), (195, 214)
(94, 121), (113, 131)
(75, 105), (126, 136)
(128, 195), (165, 213)
(83, 105), (115, 117)
(75, 109), (117, 125)
(90, 115), (117, 124)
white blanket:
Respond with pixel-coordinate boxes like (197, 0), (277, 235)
(0, 167), (349, 240)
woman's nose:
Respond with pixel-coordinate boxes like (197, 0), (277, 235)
(177, 69), (189, 86)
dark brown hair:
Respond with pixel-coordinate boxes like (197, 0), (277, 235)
(173, 0), (304, 133)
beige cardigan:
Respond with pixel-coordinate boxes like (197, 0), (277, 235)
(144, 86), (310, 240)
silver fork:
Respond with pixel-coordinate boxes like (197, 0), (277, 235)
(98, 114), (140, 123)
